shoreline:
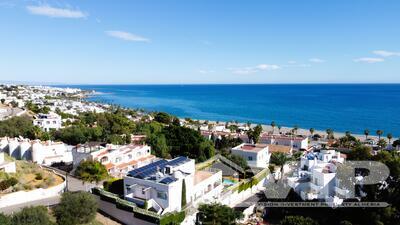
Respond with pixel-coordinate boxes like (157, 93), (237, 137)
(84, 89), (392, 141)
(194, 119), (384, 141)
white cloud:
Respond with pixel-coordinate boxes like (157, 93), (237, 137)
(230, 64), (280, 74)
(106, 30), (150, 42)
(309, 58), (325, 63)
(354, 57), (384, 63)
(256, 64), (280, 70)
(26, 5), (87, 18)
(372, 50), (400, 57)
(198, 70), (215, 74)
(287, 60), (297, 64)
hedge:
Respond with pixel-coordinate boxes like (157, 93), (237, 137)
(160, 211), (186, 225)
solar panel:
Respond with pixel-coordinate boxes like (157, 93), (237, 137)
(128, 159), (167, 176)
(167, 156), (188, 167)
(159, 177), (177, 184)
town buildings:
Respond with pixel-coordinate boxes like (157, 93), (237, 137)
(90, 144), (156, 177)
(123, 156), (223, 214)
(33, 112), (62, 132)
(0, 137), (73, 166)
(287, 149), (350, 205)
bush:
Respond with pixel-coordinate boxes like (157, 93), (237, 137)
(280, 216), (319, 225)
(54, 192), (98, 225)
(0, 177), (18, 191)
(11, 206), (53, 225)
(35, 173), (43, 180)
(160, 211), (186, 225)
(0, 213), (11, 225)
(103, 178), (124, 196)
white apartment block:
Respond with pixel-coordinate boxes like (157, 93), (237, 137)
(0, 152), (16, 173)
(33, 112), (62, 132)
(0, 137), (73, 166)
(124, 157), (223, 214)
(287, 149), (349, 205)
(231, 143), (270, 168)
(90, 144), (156, 177)
(260, 134), (309, 150)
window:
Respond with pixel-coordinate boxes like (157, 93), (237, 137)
(248, 156), (253, 161)
(157, 191), (167, 200)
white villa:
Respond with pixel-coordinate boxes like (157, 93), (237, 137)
(231, 143), (270, 168)
(287, 149), (350, 205)
(123, 156), (223, 214)
(0, 137), (73, 166)
(33, 112), (62, 132)
(90, 144), (156, 177)
(260, 134), (309, 150)
(0, 152), (16, 173)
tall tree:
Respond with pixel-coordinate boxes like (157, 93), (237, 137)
(326, 128), (334, 140)
(364, 129), (370, 140)
(376, 130), (384, 140)
(309, 128), (315, 136)
(74, 160), (108, 183)
(387, 133), (393, 145)
(54, 192), (97, 225)
(270, 152), (291, 180)
(271, 121), (276, 134)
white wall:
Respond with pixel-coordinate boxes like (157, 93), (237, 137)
(0, 173), (65, 208)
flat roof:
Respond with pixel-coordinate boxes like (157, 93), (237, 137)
(234, 144), (268, 152)
(194, 170), (213, 185)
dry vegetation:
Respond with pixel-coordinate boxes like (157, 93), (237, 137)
(0, 155), (63, 195)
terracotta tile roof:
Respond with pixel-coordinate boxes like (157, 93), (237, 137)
(104, 163), (115, 170)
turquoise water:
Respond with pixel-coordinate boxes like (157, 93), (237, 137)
(65, 84), (400, 136)
(223, 179), (236, 185)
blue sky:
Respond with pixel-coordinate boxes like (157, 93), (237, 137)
(1, 0), (400, 84)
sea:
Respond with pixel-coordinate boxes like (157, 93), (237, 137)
(65, 84), (400, 137)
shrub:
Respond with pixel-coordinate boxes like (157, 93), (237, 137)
(35, 173), (43, 180)
(11, 206), (53, 225)
(0, 177), (18, 191)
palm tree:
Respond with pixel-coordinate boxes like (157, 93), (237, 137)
(387, 133), (393, 145)
(326, 128), (334, 139)
(293, 125), (299, 135)
(364, 129), (370, 140)
(309, 128), (315, 136)
(270, 152), (290, 181)
(278, 125), (282, 134)
(376, 130), (384, 140)
(271, 121), (276, 134)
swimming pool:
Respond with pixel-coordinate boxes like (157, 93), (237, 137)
(223, 179), (236, 185)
